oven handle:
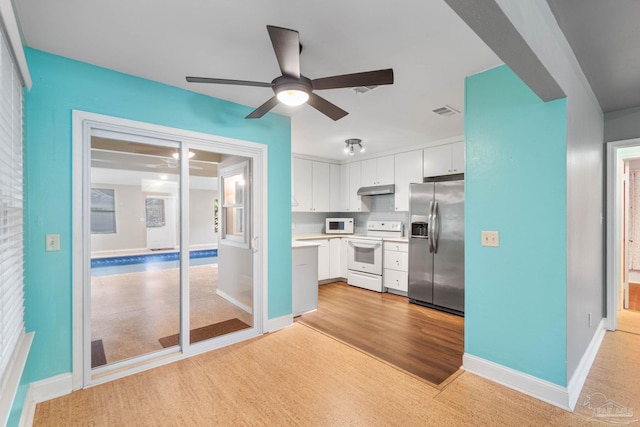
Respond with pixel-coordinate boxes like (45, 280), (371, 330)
(348, 241), (382, 250)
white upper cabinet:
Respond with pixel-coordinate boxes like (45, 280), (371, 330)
(292, 157), (334, 212)
(330, 163), (342, 212)
(312, 161), (331, 212)
(451, 141), (465, 173)
(394, 150), (423, 211)
(423, 142), (465, 178)
(347, 161), (368, 212)
(292, 157), (313, 211)
(361, 155), (394, 186)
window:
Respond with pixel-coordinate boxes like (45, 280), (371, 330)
(91, 188), (116, 234)
(220, 161), (249, 246)
(0, 28), (25, 396)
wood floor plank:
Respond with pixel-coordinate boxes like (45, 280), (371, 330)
(297, 282), (464, 385)
(628, 282), (640, 312)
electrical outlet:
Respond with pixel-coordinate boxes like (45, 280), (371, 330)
(46, 234), (61, 252)
(481, 231), (499, 247)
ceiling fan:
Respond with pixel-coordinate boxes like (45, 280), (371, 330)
(186, 25), (394, 121)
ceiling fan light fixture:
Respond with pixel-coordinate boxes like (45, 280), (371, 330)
(275, 82), (310, 106)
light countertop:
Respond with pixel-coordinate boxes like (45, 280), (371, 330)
(293, 233), (408, 243)
(292, 240), (321, 249)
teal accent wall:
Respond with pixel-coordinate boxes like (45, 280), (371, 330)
(21, 49), (292, 386)
(464, 65), (568, 386)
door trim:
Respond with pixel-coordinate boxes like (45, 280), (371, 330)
(71, 110), (268, 389)
(606, 137), (640, 331)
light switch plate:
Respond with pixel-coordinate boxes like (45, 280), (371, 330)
(481, 231), (499, 247)
(46, 234), (61, 251)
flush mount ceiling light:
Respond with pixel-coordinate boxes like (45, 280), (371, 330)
(344, 138), (364, 156)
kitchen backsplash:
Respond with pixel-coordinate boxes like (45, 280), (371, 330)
(292, 194), (410, 236)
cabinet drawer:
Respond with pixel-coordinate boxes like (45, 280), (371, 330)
(384, 242), (408, 253)
(384, 268), (408, 292)
(384, 250), (408, 271)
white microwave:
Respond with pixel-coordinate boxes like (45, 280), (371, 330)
(325, 218), (354, 234)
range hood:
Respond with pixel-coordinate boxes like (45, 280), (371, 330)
(357, 184), (395, 196)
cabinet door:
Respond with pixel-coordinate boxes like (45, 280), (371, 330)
(394, 150), (423, 211)
(309, 239), (330, 281)
(384, 268), (408, 292)
(339, 163), (350, 211)
(340, 238), (349, 278)
(423, 144), (453, 178)
(360, 158), (378, 186)
(330, 163), (341, 212)
(329, 238), (342, 279)
(292, 158), (313, 211)
(451, 141), (465, 174)
(348, 162), (366, 211)
(312, 161), (331, 212)
(376, 155), (395, 186)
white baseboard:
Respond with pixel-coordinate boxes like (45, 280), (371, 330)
(19, 373), (73, 427)
(31, 373), (73, 403)
(567, 318), (606, 410)
(18, 386), (35, 427)
(463, 353), (571, 410)
(0, 331), (33, 425)
(265, 314), (293, 333)
(216, 289), (253, 314)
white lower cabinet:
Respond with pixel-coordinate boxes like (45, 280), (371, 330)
(292, 245), (319, 316)
(384, 241), (408, 292)
(340, 238), (349, 278)
(300, 238), (349, 282)
(329, 238), (342, 279)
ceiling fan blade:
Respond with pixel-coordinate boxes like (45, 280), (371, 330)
(186, 76), (271, 88)
(312, 69), (394, 90)
(246, 96), (280, 119)
(307, 93), (348, 121)
(267, 25), (300, 79)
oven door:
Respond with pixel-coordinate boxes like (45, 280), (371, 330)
(348, 239), (383, 275)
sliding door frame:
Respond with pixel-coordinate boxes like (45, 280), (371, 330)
(71, 110), (268, 389)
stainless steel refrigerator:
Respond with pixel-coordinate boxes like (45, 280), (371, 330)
(408, 174), (464, 315)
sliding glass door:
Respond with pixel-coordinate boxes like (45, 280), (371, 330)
(86, 129), (255, 380)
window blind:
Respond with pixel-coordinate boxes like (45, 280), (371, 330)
(0, 27), (24, 390)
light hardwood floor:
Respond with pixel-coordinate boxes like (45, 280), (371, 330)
(34, 310), (640, 426)
(298, 282), (464, 385)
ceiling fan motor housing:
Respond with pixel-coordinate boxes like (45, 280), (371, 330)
(272, 75), (312, 96)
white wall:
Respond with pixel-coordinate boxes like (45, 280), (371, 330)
(496, 0), (604, 384)
(605, 107), (640, 143)
(91, 183), (218, 253)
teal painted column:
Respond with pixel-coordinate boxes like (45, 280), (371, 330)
(464, 65), (567, 386)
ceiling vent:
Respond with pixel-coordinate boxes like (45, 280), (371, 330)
(432, 105), (461, 117)
(352, 85), (378, 94)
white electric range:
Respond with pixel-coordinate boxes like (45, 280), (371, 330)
(347, 220), (403, 292)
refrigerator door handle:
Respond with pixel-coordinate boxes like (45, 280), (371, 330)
(432, 201), (439, 253)
(428, 201), (435, 253)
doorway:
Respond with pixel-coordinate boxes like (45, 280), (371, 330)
(606, 137), (640, 333)
(72, 111), (266, 388)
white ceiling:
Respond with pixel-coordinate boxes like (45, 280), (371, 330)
(15, 0), (502, 161)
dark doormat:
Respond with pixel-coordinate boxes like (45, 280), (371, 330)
(159, 318), (251, 348)
(91, 339), (107, 368)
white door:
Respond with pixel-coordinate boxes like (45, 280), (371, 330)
(145, 196), (177, 250)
